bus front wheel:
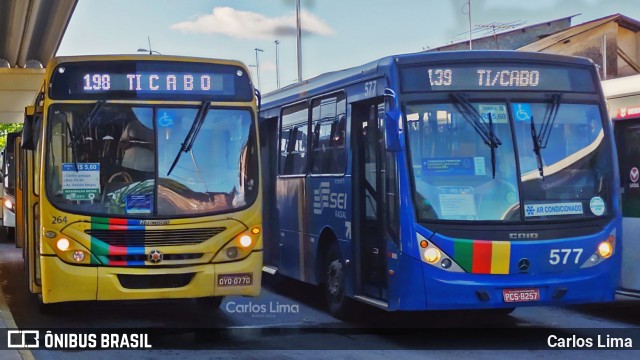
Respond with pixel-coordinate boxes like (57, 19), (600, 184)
(324, 242), (352, 320)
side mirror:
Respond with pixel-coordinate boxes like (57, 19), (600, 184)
(384, 110), (402, 152)
(22, 106), (35, 150)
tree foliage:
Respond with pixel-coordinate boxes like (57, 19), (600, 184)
(0, 123), (24, 149)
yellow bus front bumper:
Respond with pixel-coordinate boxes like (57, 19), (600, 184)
(39, 251), (262, 304)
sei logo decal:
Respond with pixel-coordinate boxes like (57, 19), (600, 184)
(313, 182), (347, 218)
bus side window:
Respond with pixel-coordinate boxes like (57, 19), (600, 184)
(330, 115), (347, 174)
(279, 103), (309, 176)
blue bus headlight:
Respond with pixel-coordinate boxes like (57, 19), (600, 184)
(423, 248), (441, 264)
(597, 241), (613, 258)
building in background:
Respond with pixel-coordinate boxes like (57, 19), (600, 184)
(428, 13), (640, 80)
(519, 14), (640, 80)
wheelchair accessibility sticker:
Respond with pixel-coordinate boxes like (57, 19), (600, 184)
(512, 103), (532, 122)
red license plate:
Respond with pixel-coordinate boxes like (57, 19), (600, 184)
(502, 288), (540, 303)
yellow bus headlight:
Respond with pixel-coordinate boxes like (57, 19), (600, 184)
(56, 238), (70, 251)
(239, 235), (253, 248)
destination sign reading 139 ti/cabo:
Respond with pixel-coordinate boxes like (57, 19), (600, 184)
(50, 61), (254, 101)
(401, 64), (595, 93)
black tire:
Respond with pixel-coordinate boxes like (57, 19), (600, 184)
(6, 227), (15, 242)
(263, 271), (286, 290)
(196, 296), (224, 309)
(324, 242), (352, 320)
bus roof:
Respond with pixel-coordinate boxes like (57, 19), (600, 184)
(45, 54), (251, 73)
(262, 50), (595, 110)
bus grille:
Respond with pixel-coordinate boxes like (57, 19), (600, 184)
(117, 273), (195, 289)
(85, 228), (226, 246)
(108, 253), (203, 262)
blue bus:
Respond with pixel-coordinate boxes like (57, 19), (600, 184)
(260, 51), (621, 318)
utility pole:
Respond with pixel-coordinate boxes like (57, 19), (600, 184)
(255, 48), (264, 90)
(275, 40), (281, 89)
(467, 0), (472, 50)
(296, 0), (302, 82)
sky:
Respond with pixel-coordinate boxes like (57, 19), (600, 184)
(57, 0), (640, 93)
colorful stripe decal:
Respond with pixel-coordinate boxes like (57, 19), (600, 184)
(90, 217), (146, 266)
(453, 239), (511, 274)
(490, 241), (510, 274)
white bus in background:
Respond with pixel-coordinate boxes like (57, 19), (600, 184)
(0, 131), (19, 241)
(602, 74), (640, 297)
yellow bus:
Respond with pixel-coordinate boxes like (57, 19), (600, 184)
(18, 55), (263, 312)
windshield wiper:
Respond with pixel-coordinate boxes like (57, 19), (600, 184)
(530, 93), (561, 179)
(450, 93), (502, 178)
(65, 119), (79, 173)
(166, 101), (210, 176)
(67, 100), (105, 172)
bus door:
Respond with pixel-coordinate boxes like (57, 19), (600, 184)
(260, 115), (281, 270)
(14, 136), (23, 249)
(613, 118), (640, 292)
(352, 99), (388, 300)
(21, 105), (42, 294)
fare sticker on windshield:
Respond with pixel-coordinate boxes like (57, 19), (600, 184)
(478, 104), (508, 124)
(438, 186), (476, 220)
(524, 202), (583, 217)
(62, 163), (101, 201)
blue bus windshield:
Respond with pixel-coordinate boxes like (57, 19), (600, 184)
(406, 99), (613, 222)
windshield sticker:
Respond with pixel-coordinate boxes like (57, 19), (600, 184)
(423, 157), (478, 176)
(438, 186), (476, 220)
(62, 163), (100, 201)
(589, 197), (605, 216)
(478, 104), (508, 124)
(473, 157), (486, 176)
(524, 202), (583, 217)
(512, 103), (532, 122)
(126, 194), (152, 214)
(157, 110), (175, 128)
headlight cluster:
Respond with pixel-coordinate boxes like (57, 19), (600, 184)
(213, 226), (261, 262)
(581, 229), (616, 268)
(45, 230), (91, 264)
(416, 234), (464, 272)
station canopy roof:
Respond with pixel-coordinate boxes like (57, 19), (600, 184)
(0, 0), (78, 124)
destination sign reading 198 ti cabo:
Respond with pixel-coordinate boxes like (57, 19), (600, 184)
(82, 72), (222, 93)
(50, 60), (254, 101)
(401, 63), (596, 93)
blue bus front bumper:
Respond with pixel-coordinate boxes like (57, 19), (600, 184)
(392, 254), (619, 311)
